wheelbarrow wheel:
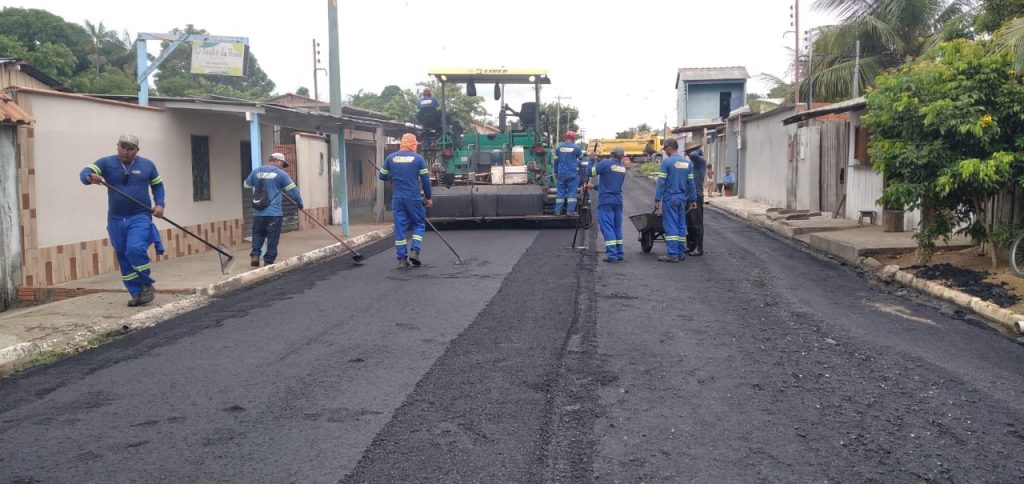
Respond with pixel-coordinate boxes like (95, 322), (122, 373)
(640, 230), (654, 253)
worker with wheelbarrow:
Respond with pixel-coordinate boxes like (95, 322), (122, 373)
(653, 138), (697, 262)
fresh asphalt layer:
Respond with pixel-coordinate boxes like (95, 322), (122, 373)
(0, 172), (1022, 482)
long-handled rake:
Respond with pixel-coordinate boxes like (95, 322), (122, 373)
(283, 193), (364, 263)
(367, 159), (465, 265)
(99, 180), (235, 274)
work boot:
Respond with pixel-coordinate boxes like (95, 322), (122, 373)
(689, 247), (704, 256)
(138, 284), (155, 305)
(657, 255), (680, 263)
(251, 256), (260, 268)
(409, 250), (422, 267)
(398, 257), (410, 268)
(127, 294), (142, 307)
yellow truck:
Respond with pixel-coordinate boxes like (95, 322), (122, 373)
(588, 134), (664, 163)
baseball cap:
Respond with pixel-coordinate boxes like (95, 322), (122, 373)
(118, 133), (139, 148)
(269, 152), (290, 167)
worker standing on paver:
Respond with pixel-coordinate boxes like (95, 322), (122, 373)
(379, 133), (432, 268)
(80, 133), (165, 307)
(554, 131), (582, 215)
(654, 138), (697, 262)
(591, 147), (628, 262)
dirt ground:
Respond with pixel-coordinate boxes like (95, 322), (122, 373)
(879, 246), (1024, 312)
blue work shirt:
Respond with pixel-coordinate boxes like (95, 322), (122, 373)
(80, 155), (165, 218)
(591, 158), (627, 207)
(243, 164), (304, 217)
(722, 172), (737, 184)
(417, 95), (439, 111)
(379, 150), (432, 201)
(555, 142), (582, 176)
(654, 154), (697, 203)
(687, 149), (708, 196)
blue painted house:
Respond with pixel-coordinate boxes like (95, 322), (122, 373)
(675, 67), (749, 127)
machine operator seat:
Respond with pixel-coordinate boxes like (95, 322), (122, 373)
(519, 102), (538, 130)
(416, 104), (442, 131)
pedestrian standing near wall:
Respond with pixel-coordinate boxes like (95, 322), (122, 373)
(243, 152), (304, 268)
(591, 147), (628, 262)
(654, 138), (697, 263)
(379, 133), (432, 268)
(684, 140), (707, 256)
(80, 133), (165, 307)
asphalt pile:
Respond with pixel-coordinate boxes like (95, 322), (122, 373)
(915, 263), (1021, 308)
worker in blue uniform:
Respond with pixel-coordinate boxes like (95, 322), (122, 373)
(654, 138), (698, 262)
(578, 151), (595, 186)
(80, 133), (166, 307)
(379, 133), (433, 268)
(591, 147), (628, 262)
(554, 130), (582, 215)
(416, 86), (439, 112)
(243, 152), (304, 267)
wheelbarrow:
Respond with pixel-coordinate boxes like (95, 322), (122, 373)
(629, 210), (664, 253)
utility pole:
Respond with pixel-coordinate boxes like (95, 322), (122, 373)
(804, 28), (815, 109)
(312, 39), (327, 102)
(853, 39), (861, 98)
(792, 0), (800, 107)
(555, 95), (572, 139)
(328, 0), (349, 236)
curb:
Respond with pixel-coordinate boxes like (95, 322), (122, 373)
(708, 200), (1024, 336)
(0, 228), (392, 371)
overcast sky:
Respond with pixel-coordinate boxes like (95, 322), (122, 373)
(6, 0), (838, 138)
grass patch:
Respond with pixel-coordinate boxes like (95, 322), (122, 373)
(26, 349), (65, 368)
(639, 162), (661, 178)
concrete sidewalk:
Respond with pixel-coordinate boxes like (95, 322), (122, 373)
(0, 223), (393, 371)
(708, 196), (1024, 336)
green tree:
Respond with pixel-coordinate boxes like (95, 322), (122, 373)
(0, 8), (91, 70)
(864, 39), (1024, 267)
(615, 123), (653, 139)
(296, 86), (310, 97)
(351, 82), (489, 130)
(808, 0), (976, 101)
(0, 35), (29, 59)
(540, 102), (579, 138)
(25, 42), (78, 81)
(153, 25), (275, 100)
(977, 0), (1024, 33)
(68, 69), (137, 94)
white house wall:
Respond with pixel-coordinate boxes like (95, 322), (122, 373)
(844, 111), (920, 230)
(739, 110), (795, 208)
(295, 133), (330, 211)
(23, 92), (263, 248)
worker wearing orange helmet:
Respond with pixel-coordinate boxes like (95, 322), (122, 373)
(554, 130), (582, 215)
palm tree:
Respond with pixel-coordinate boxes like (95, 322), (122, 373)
(995, 16), (1024, 69)
(807, 0), (977, 102)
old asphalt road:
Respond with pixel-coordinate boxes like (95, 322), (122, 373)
(1, 172), (1024, 482)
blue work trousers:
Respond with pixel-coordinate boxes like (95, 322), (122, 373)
(251, 216), (283, 263)
(663, 196), (689, 259)
(598, 203), (624, 260)
(393, 198), (426, 259)
(107, 214), (156, 297)
(554, 174), (580, 215)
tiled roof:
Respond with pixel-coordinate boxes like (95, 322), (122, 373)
(0, 92), (32, 124)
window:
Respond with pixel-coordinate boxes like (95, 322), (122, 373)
(191, 135), (211, 201)
(853, 126), (871, 166)
(353, 160), (363, 185)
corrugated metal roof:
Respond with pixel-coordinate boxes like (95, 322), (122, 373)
(676, 67), (749, 87)
(0, 92), (33, 124)
(782, 96), (866, 125)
